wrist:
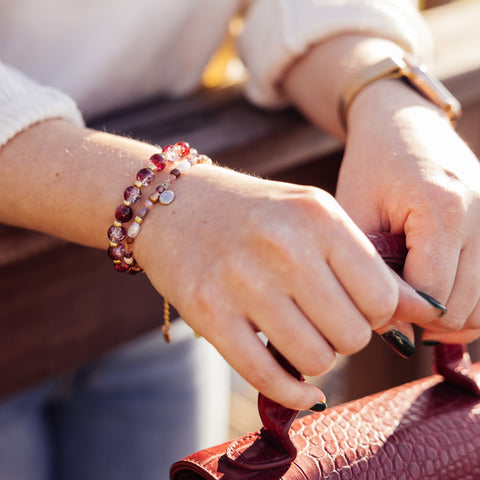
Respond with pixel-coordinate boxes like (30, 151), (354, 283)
(341, 55), (461, 135)
(347, 77), (453, 136)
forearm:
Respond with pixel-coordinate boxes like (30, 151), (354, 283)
(0, 119), (159, 249)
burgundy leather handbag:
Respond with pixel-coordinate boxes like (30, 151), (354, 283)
(170, 233), (480, 479)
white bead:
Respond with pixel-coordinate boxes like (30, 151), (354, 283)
(128, 222), (141, 238)
(176, 160), (191, 172)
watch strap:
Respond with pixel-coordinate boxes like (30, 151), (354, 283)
(339, 54), (462, 132)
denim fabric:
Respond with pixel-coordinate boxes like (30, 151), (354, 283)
(0, 321), (230, 480)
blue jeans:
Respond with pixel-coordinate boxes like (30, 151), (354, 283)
(0, 321), (230, 480)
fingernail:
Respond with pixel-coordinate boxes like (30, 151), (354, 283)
(309, 401), (327, 412)
(422, 340), (442, 346)
(381, 330), (415, 358)
(415, 290), (447, 318)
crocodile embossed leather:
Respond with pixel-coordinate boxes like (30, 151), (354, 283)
(170, 233), (480, 480)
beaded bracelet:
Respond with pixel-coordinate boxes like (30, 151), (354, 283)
(107, 142), (211, 274)
(107, 142), (212, 342)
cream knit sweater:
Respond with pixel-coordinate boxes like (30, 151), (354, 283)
(0, 0), (432, 147)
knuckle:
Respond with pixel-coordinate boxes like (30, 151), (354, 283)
(437, 190), (467, 231)
(301, 348), (337, 377)
(287, 187), (340, 226)
(440, 315), (464, 332)
(336, 324), (372, 355)
(367, 286), (398, 329)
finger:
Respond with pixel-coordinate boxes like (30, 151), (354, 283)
(436, 242), (480, 331)
(393, 270), (447, 325)
(248, 291), (337, 377)
(375, 319), (415, 358)
(326, 227), (399, 330)
(402, 229), (461, 328)
(213, 318), (327, 410)
(289, 261), (372, 357)
(422, 328), (480, 345)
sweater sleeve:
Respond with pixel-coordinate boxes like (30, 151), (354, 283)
(0, 62), (84, 148)
(237, 0), (434, 108)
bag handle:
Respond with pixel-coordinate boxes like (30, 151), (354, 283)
(227, 232), (480, 470)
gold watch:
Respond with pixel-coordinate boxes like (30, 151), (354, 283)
(339, 54), (462, 131)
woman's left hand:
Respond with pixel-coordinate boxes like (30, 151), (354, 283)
(336, 79), (480, 345)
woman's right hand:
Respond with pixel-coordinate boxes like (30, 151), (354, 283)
(136, 165), (439, 409)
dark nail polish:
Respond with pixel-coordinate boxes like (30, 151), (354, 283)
(309, 401), (327, 412)
(415, 290), (447, 318)
(422, 340), (442, 346)
(382, 330), (415, 359)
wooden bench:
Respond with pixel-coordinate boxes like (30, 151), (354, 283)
(1, 0), (479, 400)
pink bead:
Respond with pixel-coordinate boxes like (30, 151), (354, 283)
(107, 225), (126, 243)
(136, 168), (155, 186)
(124, 185), (142, 204)
(162, 144), (179, 162)
(108, 244), (125, 260)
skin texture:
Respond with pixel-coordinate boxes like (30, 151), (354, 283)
(1, 33), (477, 409)
(283, 35), (480, 346)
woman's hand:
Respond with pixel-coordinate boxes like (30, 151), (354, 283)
(337, 79), (480, 345)
(136, 165), (440, 409)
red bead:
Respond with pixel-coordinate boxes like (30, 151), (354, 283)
(124, 185), (142, 204)
(136, 168), (155, 186)
(175, 142), (190, 157)
(107, 225), (126, 243)
(108, 244), (125, 260)
(114, 262), (130, 272)
(115, 204), (133, 223)
(149, 153), (166, 171)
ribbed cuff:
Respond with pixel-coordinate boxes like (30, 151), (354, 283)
(238, 0), (434, 108)
(0, 63), (84, 148)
